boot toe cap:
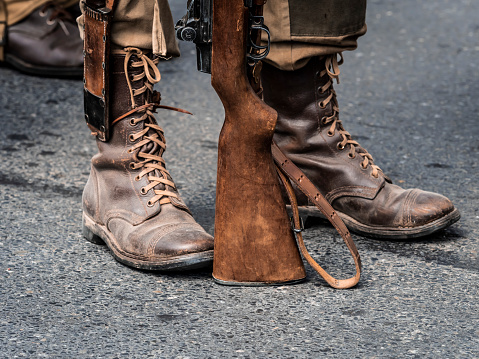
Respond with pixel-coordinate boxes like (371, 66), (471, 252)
(107, 216), (214, 269)
(405, 189), (455, 227)
(150, 226), (214, 258)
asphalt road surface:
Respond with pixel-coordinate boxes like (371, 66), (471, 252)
(1, 0), (478, 358)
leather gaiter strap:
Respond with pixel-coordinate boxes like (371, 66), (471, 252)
(82, 0), (117, 141)
(0, 0), (7, 62)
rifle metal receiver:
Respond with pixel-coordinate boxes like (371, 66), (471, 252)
(175, 0), (271, 74)
(175, 0), (212, 74)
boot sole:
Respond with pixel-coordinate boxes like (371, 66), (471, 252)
(287, 206), (461, 240)
(82, 213), (214, 271)
(4, 54), (83, 78)
(213, 277), (305, 286)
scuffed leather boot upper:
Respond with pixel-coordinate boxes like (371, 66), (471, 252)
(262, 55), (457, 236)
(83, 49), (213, 266)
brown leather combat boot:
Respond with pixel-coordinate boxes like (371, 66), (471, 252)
(82, 48), (214, 270)
(3, 2), (83, 77)
(262, 55), (460, 239)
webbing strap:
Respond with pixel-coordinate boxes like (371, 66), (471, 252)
(272, 141), (361, 289)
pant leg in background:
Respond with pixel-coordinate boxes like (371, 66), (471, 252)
(4, 0), (50, 25)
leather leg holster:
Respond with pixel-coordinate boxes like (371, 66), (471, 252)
(82, 0), (116, 141)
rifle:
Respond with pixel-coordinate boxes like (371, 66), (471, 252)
(177, 0), (361, 287)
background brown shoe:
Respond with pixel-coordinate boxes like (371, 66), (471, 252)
(3, 2), (83, 77)
(262, 55), (460, 240)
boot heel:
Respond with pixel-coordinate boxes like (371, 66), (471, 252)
(82, 217), (105, 245)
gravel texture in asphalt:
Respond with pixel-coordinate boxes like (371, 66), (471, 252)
(0, 0), (478, 358)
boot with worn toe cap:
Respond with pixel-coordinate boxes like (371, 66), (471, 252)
(82, 48), (214, 270)
(262, 55), (460, 239)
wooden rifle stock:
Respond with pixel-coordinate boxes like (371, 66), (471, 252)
(211, 0), (306, 285)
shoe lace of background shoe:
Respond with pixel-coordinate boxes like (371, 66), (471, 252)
(121, 47), (180, 207)
(39, 1), (74, 35)
(319, 53), (382, 178)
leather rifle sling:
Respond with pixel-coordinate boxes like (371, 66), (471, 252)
(272, 141), (362, 289)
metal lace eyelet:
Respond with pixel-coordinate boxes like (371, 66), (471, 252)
(360, 164), (368, 170)
(127, 148), (133, 154)
(327, 131), (334, 137)
(46, 19), (56, 25)
(318, 87), (324, 94)
(319, 102), (326, 109)
(140, 187), (147, 195)
(134, 175), (140, 181)
(337, 143), (345, 150)
(129, 162), (136, 169)
(147, 200), (154, 207)
(348, 153), (356, 159)
(129, 134), (135, 142)
(321, 117), (328, 125)
(129, 119), (136, 126)
(39, 10), (47, 17)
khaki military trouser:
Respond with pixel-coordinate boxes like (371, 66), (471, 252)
(79, 0), (367, 71)
(3, 0), (78, 25)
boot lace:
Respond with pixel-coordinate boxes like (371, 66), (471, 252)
(38, 2), (74, 35)
(39, 2), (72, 21)
(319, 53), (382, 178)
(112, 47), (191, 207)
